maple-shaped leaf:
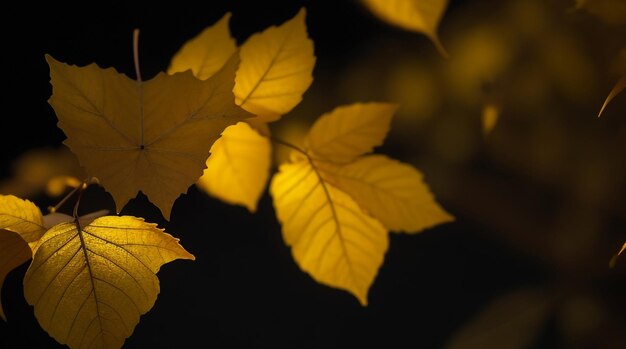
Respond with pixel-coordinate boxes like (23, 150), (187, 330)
(47, 53), (251, 219)
(271, 161), (388, 305)
(598, 74), (625, 117)
(168, 9), (315, 211)
(197, 122), (271, 212)
(362, 0), (449, 57)
(318, 155), (454, 233)
(0, 195), (47, 320)
(23, 216), (194, 349)
(271, 103), (452, 304)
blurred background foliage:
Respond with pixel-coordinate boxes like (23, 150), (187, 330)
(1, 0), (625, 348)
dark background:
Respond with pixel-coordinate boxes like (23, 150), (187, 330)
(1, 0), (625, 348)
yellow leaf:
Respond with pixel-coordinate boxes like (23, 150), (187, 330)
(445, 289), (551, 349)
(482, 103), (500, 135)
(0, 195), (46, 243)
(305, 103), (397, 163)
(598, 74), (626, 117)
(0, 231), (31, 321)
(168, 13), (237, 80)
(0, 195), (47, 320)
(363, 0), (449, 57)
(23, 216), (194, 349)
(234, 8), (315, 122)
(47, 54), (250, 219)
(319, 155), (454, 233)
(271, 161), (388, 305)
(197, 122), (271, 212)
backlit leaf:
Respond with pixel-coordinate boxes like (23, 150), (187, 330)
(363, 0), (449, 56)
(319, 155), (454, 233)
(271, 161), (388, 305)
(598, 74), (625, 117)
(0, 195), (46, 320)
(234, 8), (315, 122)
(23, 216), (194, 349)
(168, 13), (236, 80)
(305, 103), (397, 163)
(0, 195), (46, 243)
(197, 122), (271, 212)
(47, 54), (250, 219)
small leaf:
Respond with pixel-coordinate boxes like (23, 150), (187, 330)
(271, 161), (388, 305)
(47, 54), (251, 219)
(305, 103), (397, 163)
(319, 155), (454, 233)
(445, 289), (551, 349)
(23, 216), (194, 349)
(363, 0), (449, 57)
(168, 13), (237, 80)
(0, 194), (46, 243)
(234, 8), (316, 122)
(197, 122), (271, 212)
(0, 195), (47, 320)
(598, 75), (625, 117)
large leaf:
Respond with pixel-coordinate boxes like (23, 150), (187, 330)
(197, 122), (271, 212)
(271, 161), (388, 305)
(168, 13), (236, 80)
(47, 54), (250, 219)
(319, 155), (453, 233)
(305, 103), (397, 163)
(234, 8), (315, 122)
(362, 0), (449, 56)
(23, 216), (194, 349)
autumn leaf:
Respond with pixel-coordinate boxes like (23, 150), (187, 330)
(362, 0), (449, 57)
(598, 74), (625, 117)
(169, 9), (315, 211)
(47, 53), (251, 219)
(197, 122), (271, 212)
(0, 195), (46, 320)
(271, 161), (388, 305)
(305, 103), (397, 163)
(23, 216), (194, 349)
(318, 155), (454, 233)
(168, 13), (236, 80)
(234, 8), (315, 122)
(271, 103), (452, 304)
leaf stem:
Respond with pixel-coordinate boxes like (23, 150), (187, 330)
(48, 182), (83, 213)
(72, 182), (88, 220)
(133, 28), (145, 148)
